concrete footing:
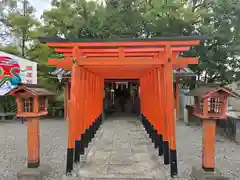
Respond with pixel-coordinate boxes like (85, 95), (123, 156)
(17, 164), (52, 180)
(191, 166), (229, 180)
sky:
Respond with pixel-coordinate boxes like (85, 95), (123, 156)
(31, 0), (52, 18)
(31, 0), (102, 18)
(1, 0), (101, 45)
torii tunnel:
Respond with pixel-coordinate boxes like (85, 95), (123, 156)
(41, 37), (201, 177)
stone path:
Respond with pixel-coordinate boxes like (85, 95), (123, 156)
(74, 114), (169, 179)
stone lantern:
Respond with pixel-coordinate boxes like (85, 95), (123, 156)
(186, 85), (240, 180)
(190, 87), (230, 120)
(10, 84), (54, 180)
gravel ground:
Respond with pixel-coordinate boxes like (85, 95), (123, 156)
(176, 122), (240, 180)
(0, 119), (67, 180)
(0, 118), (240, 180)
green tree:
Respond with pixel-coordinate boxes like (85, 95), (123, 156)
(2, 0), (240, 87)
(0, 45), (20, 55)
(0, 0), (59, 91)
(188, 0), (240, 84)
(0, 0), (18, 43)
(41, 0), (102, 38)
(0, 1), (41, 55)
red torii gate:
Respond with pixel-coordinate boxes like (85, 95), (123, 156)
(41, 37), (201, 177)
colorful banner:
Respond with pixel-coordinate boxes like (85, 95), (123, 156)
(0, 51), (37, 96)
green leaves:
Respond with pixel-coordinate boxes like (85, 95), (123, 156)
(0, 45), (20, 55)
(1, 0), (240, 88)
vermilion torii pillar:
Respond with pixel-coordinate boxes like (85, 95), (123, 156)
(66, 63), (79, 173)
(154, 68), (164, 156)
(164, 45), (178, 176)
(64, 79), (70, 120)
(159, 65), (170, 165)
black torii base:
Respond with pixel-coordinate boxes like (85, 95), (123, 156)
(66, 114), (103, 174)
(140, 114), (177, 177)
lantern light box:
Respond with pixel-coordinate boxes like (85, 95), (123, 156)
(10, 84), (55, 118)
(185, 85), (240, 120)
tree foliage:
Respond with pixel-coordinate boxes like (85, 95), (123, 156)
(0, 0), (240, 90)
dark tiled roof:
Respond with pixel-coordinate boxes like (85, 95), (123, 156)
(50, 68), (196, 78)
(27, 87), (55, 96)
(11, 84), (55, 96)
(185, 86), (240, 99)
(185, 86), (219, 97)
(39, 36), (211, 43)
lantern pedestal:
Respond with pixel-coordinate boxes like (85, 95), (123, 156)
(190, 119), (229, 180)
(191, 119), (228, 180)
(17, 164), (52, 180)
(202, 119), (216, 171)
(191, 165), (228, 180)
(27, 117), (40, 168)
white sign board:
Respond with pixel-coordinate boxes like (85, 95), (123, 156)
(0, 51), (37, 96)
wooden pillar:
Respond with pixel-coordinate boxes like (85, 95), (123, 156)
(151, 70), (158, 148)
(146, 76), (149, 114)
(92, 74), (96, 120)
(80, 70), (87, 155)
(88, 73), (92, 127)
(146, 72), (152, 136)
(87, 72), (93, 144)
(91, 73), (95, 123)
(16, 97), (24, 124)
(143, 75), (147, 118)
(27, 96), (40, 168)
(96, 76), (101, 117)
(143, 72), (153, 140)
(175, 78), (180, 121)
(150, 70), (158, 148)
(147, 72), (152, 121)
(159, 65), (170, 165)
(140, 79), (144, 113)
(89, 73), (95, 141)
(145, 74), (148, 118)
(139, 79), (143, 115)
(147, 72), (153, 126)
(66, 63), (80, 174)
(64, 79), (70, 120)
(16, 96), (22, 113)
(140, 76), (146, 130)
(140, 77), (145, 116)
(202, 98), (215, 171)
(96, 75), (100, 117)
(164, 46), (178, 177)
(99, 77), (104, 117)
(154, 68), (163, 156)
(27, 117), (40, 168)
(202, 119), (216, 171)
(83, 71), (90, 148)
(74, 67), (84, 163)
(36, 115), (40, 166)
(88, 72), (93, 129)
(96, 76), (103, 119)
